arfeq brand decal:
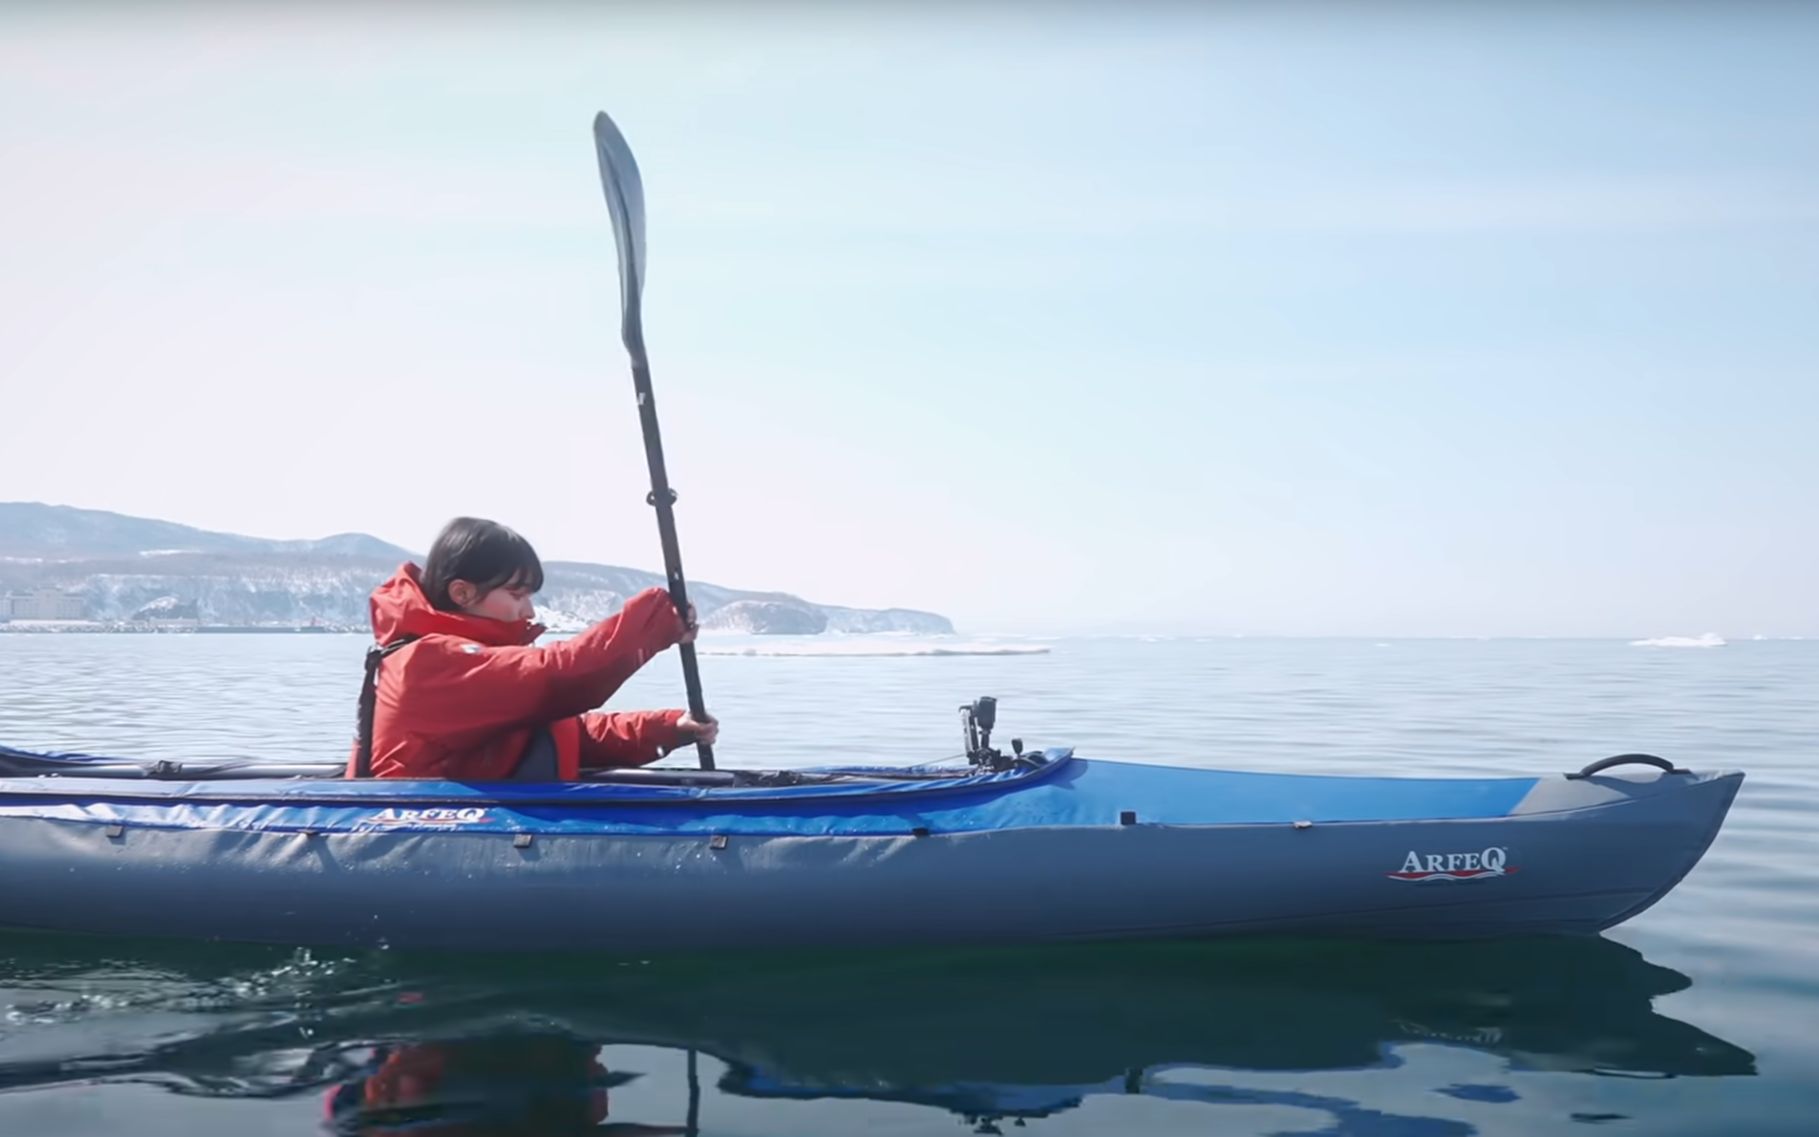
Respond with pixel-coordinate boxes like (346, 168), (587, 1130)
(369, 807), (490, 827)
(1387, 846), (1515, 882)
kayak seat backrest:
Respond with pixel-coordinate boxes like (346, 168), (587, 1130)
(511, 727), (560, 781)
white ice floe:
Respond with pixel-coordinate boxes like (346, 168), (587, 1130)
(696, 636), (1050, 658)
(1630, 632), (1726, 648)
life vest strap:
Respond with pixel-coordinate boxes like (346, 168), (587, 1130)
(351, 636), (420, 779)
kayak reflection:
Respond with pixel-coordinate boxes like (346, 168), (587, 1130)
(0, 933), (1754, 1131)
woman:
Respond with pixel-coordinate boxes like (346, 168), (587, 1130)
(350, 517), (716, 780)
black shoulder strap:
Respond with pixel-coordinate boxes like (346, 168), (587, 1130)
(351, 636), (420, 778)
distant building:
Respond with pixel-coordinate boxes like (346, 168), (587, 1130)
(2, 589), (89, 620)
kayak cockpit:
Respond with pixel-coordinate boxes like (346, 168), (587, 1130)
(0, 696), (1050, 791)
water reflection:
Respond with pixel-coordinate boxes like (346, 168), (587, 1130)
(0, 933), (1753, 1134)
(323, 1034), (686, 1137)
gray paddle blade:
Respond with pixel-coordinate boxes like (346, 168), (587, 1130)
(592, 110), (648, 349)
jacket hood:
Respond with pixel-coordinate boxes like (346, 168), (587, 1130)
(368, 563), (544, 647)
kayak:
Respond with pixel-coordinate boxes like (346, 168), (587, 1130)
(0, 722), (1740, 950)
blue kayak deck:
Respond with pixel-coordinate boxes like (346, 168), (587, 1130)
(0, 745), (1541, 837)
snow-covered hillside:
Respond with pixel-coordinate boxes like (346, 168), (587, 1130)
(0, 504), (953, 634)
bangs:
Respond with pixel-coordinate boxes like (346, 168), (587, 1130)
(496, 559), (545, 595)
(467, 536), (543, 596)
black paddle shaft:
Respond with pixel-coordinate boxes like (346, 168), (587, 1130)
(592, 111), (714, 770)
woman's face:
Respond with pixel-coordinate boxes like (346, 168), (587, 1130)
(450, 580), (537, 623)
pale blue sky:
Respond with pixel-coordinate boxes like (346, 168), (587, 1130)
(2, 4), (1815, 636)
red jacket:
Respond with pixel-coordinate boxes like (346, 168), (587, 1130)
(350, 564), (690, 780)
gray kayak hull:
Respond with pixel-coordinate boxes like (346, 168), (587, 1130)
(0, 754), (1741, 950)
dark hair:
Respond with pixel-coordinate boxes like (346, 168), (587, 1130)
(421, 517), (545, 612)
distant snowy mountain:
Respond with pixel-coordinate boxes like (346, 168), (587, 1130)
(0, 503), (953, 635)
(0, 502), (416, 562)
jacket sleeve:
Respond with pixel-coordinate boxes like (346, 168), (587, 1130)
(577, 709), (690, 768)
(382, 588), (685, 736)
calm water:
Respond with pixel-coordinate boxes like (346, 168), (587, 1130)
(0, 633), (1814, 1135)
